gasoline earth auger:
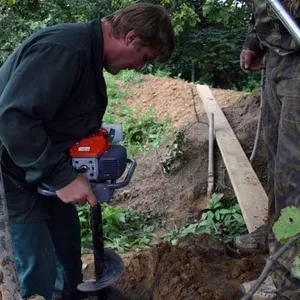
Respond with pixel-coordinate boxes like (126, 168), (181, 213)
(38, 124), (136, 300)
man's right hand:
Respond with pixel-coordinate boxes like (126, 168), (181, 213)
(56, 174), (97, 206)
(240, 49), (264, 73)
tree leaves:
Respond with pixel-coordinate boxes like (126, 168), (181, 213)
(171, 3), (200, 34)
(0, 0), (256, 90)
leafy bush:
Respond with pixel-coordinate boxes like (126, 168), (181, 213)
(78, 204), (156, 253)
(102, 205), (156, 253)
(164, 193), (247, 245)
(154, 69), (172, 78)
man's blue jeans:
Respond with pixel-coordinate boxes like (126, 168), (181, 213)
(9, 197), (83, 300)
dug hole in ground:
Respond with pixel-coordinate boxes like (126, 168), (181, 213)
(82, 75), (268, 300)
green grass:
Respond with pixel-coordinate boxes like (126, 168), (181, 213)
(103, 70), (172, 155)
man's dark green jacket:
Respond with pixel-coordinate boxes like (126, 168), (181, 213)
(0, 19), (107, 221)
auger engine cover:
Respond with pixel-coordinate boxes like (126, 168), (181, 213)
(69, 127), (127, 182)
(38, 124), (136, 204)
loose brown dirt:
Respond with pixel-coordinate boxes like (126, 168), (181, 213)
(82, 75), (268, 300)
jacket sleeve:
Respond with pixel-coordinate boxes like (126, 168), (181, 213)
(243, 5), (266, 53)
(0, 43), (79, 190)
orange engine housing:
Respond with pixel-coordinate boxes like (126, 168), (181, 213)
(69, 128), (110, 157)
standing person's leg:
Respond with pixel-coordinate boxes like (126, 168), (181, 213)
(239, 49), (282, 299)
(261, 50), (280, 252)
(3, 163), (58, 300)
(9, 221), (57, 300)
(233, 61), (272, 255)
(269, 51), (300, 299)
(45, 196), (83, 300)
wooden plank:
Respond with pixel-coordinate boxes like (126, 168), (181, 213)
(196, 84), (268, 233)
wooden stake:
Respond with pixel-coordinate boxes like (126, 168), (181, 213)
(207, 113), (214, 199)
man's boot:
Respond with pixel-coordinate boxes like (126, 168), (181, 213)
(240, 276), (278, 300)
(233, 224), (268, 253)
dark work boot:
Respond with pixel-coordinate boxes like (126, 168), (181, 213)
(240, 276), (277, 299)
(233, 224), (268, 253)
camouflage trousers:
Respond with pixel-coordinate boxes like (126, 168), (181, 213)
(262, 49), (300, 299)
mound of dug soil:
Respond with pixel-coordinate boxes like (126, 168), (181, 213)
(114, 75), (267, 229)
(125, 75), (245, 129)
(83, 235), (265, 300)
(119, 234), (265, 300)
(82, 75), (268, 300)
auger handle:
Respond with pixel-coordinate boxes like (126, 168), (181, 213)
(38, 158), (137, 204)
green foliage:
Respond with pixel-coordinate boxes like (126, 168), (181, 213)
(194, 27), (245, 89)
(104, 71), (172, 155)
(140, 1), (254, 90)
(78, 204), (156, 253)
(102, 205), (156, 253)
(164, 193), (247, 245)
(111, 0), (134, 9)
(111, 0), (200, 35)
(154, 69), (172, 77)
(202, 0), (250, 29)
(240, 73), (261, 92)
(0, 0), (112, 64)
(77, 204), (92, 245)
(122, 110), (171, 154)
(164, 222), (199, 246)
(116, 69), (144, 87)
(170, 2), (200, 34)
(163, 26), (252, 89)
(1, 0), (16, 8)
(143, 22), (258, 90)
(0, 0), (254, 90)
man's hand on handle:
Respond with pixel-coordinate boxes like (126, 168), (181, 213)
(56, 174), (97, 206)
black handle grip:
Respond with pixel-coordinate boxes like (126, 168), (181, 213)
(37, 158), (137, 203)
